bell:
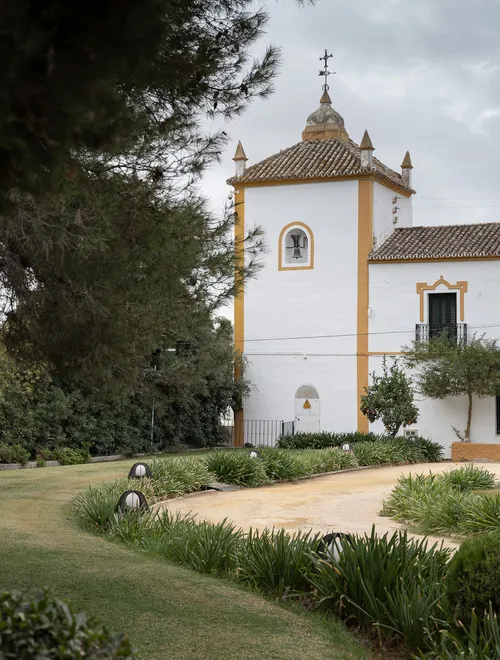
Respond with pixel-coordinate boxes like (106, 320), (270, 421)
(291, 233), (303, 259)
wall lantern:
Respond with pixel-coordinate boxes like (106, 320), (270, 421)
(341, 442), (352, 452)
(317, 532), (353, 562)
(128, 462), (152, 479)
(116, 490), (149, 515)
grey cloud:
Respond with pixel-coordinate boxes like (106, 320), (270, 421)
(200, 0), (500, 227)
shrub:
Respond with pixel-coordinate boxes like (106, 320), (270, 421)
(43, 445), (91, 465)
(0, 590), (135, 659)
(308, 528), (451, 650)
(299, 448), (358, 474)
(442, 464), (498, 491)
(260, 448), (302, 481)
(382, 467), (500, 537)
(148, 456), (212, 498)
(444, 533), (500, 626)
(0, 443), (29, 464)
(413, 437), (444, 463)
(73, 478), (155, 531)
(162, 517), (242, 576)
(205, 451), (267, 487)
(236, 528), (318, 598)
(276, 431), (380, 450)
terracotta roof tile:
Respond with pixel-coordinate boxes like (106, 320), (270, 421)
(370, 223), (500, 261)
(227, 139), (414, 193)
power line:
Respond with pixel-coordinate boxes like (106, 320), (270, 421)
(240, 322), (500, 344)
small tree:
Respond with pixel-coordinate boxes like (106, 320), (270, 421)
(360, 357), (418, 436)
(405, 335), (500, 442)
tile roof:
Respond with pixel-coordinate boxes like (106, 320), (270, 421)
(227, 139), (414, 193)
(370, 223), (500, 261)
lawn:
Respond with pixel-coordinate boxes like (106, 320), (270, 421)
(0, 458), (370, 660)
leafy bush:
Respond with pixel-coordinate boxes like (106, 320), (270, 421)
(277, 431), (380, 450)
(308, 528), (451, 650)
(42, 445), (91, 465)
(444, 533), (500, 626)
(0, 443), (29, 464)
(205, 451), (267, 487)
(236, 528), (318, 598)
(0, 590), (135, 659)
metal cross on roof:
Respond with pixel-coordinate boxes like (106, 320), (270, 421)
(318, 49), (335, 92)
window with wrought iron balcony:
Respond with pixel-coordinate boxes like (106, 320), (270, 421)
(415, 292), (467, 345)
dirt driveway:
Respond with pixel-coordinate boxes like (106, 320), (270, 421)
(160, 462), (500, 549)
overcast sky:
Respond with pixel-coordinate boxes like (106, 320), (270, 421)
(199, 0), (500, 228)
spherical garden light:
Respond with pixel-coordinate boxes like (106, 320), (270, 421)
(128, 462), (152, 479)
(249, 451), (259, 460)
(341, 442), (352, 452)
(317, 532), (353, 562)
(115, 490), (149, 515)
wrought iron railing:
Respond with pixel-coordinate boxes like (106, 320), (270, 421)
(415, 323), (467, 345)
(221, 419), (295, 447)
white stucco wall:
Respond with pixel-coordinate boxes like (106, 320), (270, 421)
(242, 180), (359, 432)
(369, 260), (500, 456)
(372, 182), (413, 248)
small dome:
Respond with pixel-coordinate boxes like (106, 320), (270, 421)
(306, 91), (345, 129)
(302, 91), (349, 142)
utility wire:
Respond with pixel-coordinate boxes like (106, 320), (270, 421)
(241, 322), (500, 344)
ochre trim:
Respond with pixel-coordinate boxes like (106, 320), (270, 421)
(234, 188), (245, 447)
(357, 179), (373, 433)
(367, 351), (406, 356)
(370, 255), (500, 264)
(416, 276), (468, 322)
(278, 221), (315, 271)
(234, 174), (413, 198)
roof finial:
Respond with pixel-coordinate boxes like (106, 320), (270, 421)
(233, 141), (248, 178)
(318, 49), (335, 93)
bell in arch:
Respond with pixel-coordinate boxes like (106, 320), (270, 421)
(291, 233), (304, 259)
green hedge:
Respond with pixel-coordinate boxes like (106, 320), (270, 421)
(0, 590), (135, 659)
(277, 431), (443, 462)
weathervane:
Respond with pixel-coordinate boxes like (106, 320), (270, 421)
(319, 49), (335, 92)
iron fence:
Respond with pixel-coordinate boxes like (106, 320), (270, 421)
(221, 418), (295, 447)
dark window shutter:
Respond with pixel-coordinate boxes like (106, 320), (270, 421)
(428, 293), (457, 340)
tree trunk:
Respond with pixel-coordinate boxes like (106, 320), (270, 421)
(464, 392), (473, 442)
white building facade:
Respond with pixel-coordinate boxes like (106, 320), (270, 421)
(229, 91), (500, 457)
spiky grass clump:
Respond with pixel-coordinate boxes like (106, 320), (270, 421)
(259, 448), (303, 481)
(300, 448), (358, 474)
(73, 478), (155, 532)
(148, 456), (212, 498)
(235, 528), (319, 598)
(441, 464), (497, 491)
(204, 451), (267, 487)
(382, 466), (500, 537)
(308, 528), (451, 650)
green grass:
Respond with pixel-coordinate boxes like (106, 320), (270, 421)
(0, 458), (370, 660)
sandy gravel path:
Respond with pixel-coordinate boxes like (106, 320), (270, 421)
(159, 462), (500, 549)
